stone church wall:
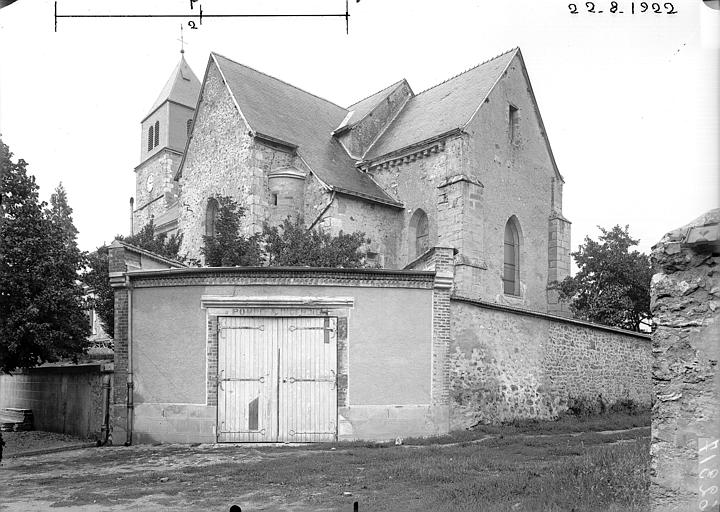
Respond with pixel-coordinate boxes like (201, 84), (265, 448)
(320, 194), (403, 269)
(368, 137), (456, 266)
(133, 150), (180, 232)
(462, 54), (570, 312)
(177, 61), (293, 261)
(449, 297), (651, 428)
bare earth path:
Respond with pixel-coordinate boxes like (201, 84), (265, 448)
(0, 427), (651, 512)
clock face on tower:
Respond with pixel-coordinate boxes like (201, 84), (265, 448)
(146, 174), (154, 193)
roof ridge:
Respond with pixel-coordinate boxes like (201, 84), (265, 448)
(347, 78), (407, 109)
(414, 47), (519, 96)
(211, 52), (348, 113)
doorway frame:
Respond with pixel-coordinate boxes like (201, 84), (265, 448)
(201, 295), (353, 442)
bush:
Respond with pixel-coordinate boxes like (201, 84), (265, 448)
(564, 395), (648, 418)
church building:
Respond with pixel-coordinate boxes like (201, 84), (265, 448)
(132, 48), (571, 315)
(111, 49), (652, 444)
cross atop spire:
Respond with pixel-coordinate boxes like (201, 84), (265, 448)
(178, 24), (185, 55)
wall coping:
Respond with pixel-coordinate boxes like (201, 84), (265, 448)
(7, 362), (114, 375)
(109, 240), (187, 269)
(451, 295), (651, 340)
(122, 265), (436, 288)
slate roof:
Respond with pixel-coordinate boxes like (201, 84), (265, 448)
(365, 48), (518, 160)
(145, 55), (202, 119)
(334, 79), (409, 134)
(212, 53), (400, 206)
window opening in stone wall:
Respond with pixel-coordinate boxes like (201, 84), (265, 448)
(147, 125), (154, 151)
(206, 197), (219, 237)
(509, 104), (519, 143)
(186, 119), (193, 137)
(271, 193), (278, 206)
(503, 217), (520, 295)
(409, 209), (429, 260)
(154, 120), (160, 148)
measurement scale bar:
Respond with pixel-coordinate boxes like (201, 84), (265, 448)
(54, 1), (351, 32)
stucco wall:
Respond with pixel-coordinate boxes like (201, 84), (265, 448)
(131, 284), (433, 408)
(450, 298), (651, 428)
(119, 268), (444, 443)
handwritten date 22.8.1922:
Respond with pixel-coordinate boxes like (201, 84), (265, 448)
(569, 2), (677, 14)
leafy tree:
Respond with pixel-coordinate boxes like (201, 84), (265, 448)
(0, 141), (90, 373)
(552, 225), (652, 332)
(200, 197), (372, 268)
(84, 246), (114, 338)
(201, 196), (263, 267)
(84, 220), (188, 338)
(263, 216), (370, 268)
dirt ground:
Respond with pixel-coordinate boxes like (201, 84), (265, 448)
(1, 431), (93, 457)
(0, 426), (651, 512)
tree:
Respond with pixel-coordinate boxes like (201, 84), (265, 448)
(201, 196), (263, 267)
(263, 216), (370, 268)
(84, 220), (188, 338)
(200, 197), (372, 268)
(0, 140), (90, 373)
(552, 225), (652, 332)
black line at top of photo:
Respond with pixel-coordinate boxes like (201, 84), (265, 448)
(54, 0), (352, 34)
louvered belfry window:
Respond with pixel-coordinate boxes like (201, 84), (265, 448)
(154, 121), (160, 147)
(147, 126), (154, 151)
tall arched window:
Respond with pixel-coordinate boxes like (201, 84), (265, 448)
(503, 217), (521, 295)
(147, 125), (154, 151)
(154, 120), (160, 147)
(205, 197), (219, 237)
(409, 209), (429, 260)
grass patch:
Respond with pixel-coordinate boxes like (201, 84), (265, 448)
(2, 423), (650, 511)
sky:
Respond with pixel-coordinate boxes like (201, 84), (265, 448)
(0, 0), (718, 258)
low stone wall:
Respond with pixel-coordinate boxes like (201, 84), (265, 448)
(0, 362), (113, 439)
(450, 297), (652, 428)
(650, 209), (719, 512)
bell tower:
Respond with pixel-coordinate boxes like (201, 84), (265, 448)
(132, 51), (200, 235)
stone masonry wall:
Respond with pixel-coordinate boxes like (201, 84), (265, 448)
(368, 138), (456, 267)
(450, 298), (651, 428)
(320, 194), (403, 269)
(178, 61), (293, 261)
(650, 209), (719, 512)
(462, 54), (571, 311)
(133, 150), (181, 234)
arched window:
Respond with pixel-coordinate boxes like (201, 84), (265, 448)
(503, 217), (521, 295)
(409, 209), (429, 259)
(147, 125), (154, 151)
(205, 197), (219, 237)
(186, 119), (193, 137)
(154, 120), (160, 147)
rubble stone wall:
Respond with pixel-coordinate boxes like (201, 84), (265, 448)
(450, 297), (652, 428)
(650, 209), (720, 512)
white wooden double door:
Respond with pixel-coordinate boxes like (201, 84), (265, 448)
(217, 316), (338, 442)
